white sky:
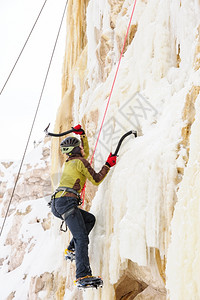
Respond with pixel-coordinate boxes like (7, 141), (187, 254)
(0, 0), (66, 160)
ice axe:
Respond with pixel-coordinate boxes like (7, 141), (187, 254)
(44, 123), (81, 137)
(112, 130), (137, 156)
(44, 124), (137, 155)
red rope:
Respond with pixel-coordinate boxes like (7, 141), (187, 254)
(81, 0), (137, 203)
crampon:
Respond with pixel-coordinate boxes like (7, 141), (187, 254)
(64, 248), (75, 262)
(74, 275), (103, 289)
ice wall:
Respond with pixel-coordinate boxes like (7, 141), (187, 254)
(1, 0), (200, 299)
(166, 93), (200, 299)
(51, 0), (89, 188)
(52, 0), (200, 299)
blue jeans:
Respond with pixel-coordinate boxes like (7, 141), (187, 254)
(51, 196), (95, 279)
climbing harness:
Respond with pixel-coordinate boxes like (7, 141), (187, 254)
(62, 207), (76, 221)
(53, 186), (82, 203)
(50, 186), (82, 232)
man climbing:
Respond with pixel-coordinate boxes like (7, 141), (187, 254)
(51, 124), (117, 288)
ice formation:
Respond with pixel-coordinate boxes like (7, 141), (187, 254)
(1, 0), (200, 299)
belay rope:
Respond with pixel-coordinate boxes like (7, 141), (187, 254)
(0, 1), (138, 238)
(81, 0), (137, 203)
(0, 0), (48, 95)
(0, 0), (69, 238)
(46, 0), (138, 205)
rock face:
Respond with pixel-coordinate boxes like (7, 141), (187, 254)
(0, 139), (67, 299)
(1, 139), (51, 215)
(52, 1), (169, 299)
(52, 1), (200, 299)
(1, 1), (200, 299)
(0, 161), (14, 201)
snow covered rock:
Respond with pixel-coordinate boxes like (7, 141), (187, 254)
(0, 139), (67, 299)
(0, 161), (14, 201)
(1, 0), (200, 299)
(134, 286), (166, 300)
(52, 1), (200, 299)
(0, 138), (51, 215)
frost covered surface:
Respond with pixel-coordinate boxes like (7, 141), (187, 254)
(0, 197), (65, 299)
(1, 0), (200, 299)
(166, 94), (200, 299)
(0, 139), (58, 299)
(74, 0), (200, 299)
(1, 139), (50, 184)
(1, 199), (46, 291)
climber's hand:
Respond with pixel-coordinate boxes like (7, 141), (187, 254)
(72, 124), (85, 135)
(106, 153), (117, 167)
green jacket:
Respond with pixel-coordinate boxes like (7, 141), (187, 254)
(55, 134), (110, 198)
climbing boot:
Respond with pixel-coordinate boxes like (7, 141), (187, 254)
(64, 248), (75, 262)
(74, 275), (103, 289)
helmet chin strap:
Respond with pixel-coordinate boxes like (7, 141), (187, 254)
(67, 146), (82, 157)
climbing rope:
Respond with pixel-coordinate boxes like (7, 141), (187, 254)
(0, 0), (69, 238)
(0, 0), (48, 95)
(81, 0), (137, 203)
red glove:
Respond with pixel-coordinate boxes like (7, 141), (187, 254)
(72, 124), (85, 135)
(106, 153), (117, 167)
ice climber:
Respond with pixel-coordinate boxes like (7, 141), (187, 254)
(51, 124), (117, 287)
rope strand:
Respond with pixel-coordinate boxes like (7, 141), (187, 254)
(0, 0), (69, 238)
(81, 0), (137, 203)
(0, 0), (48, 95)
(90, 0), (137, 165)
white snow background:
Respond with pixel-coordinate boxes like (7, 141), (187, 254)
(0, 0), (66, 160)
(1, 0), (200, 299)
